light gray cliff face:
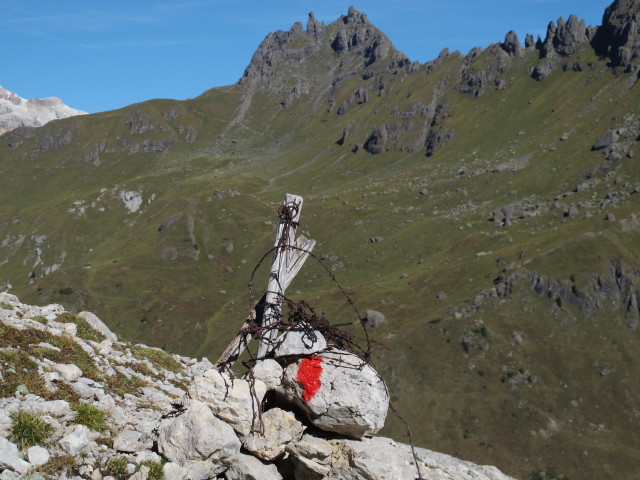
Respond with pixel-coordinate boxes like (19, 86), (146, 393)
(0, 86), (86, 135)
(0, 292), (517, 479)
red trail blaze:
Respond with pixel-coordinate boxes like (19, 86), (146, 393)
(297, 356), (323, 402)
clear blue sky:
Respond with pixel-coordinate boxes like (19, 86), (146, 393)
(1, 0), (612, 113)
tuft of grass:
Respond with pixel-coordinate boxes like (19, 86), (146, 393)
(71, 403), (108, 432)
(107, 456), (129, 479)
(55, 312), (106, 343)
(104, 372), (148, 398)
(130, 345), (182, 374)
(8, 410), (53, 448)
(38, 455), (77, 476)
(0, 301), (13, 310)
(31, 315), (48, 324)
(138, 461), (165, 480)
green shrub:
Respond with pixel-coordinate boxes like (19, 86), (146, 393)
(8, 410), (53, 448)
(71, 403), (107, 432)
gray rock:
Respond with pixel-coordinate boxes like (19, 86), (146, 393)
(162, 462), (188, 480)
(280, 348), (388, 438)
(0, 437), (31, 474)
(290, 454), (331, 480)
(113, 429), (151, 453)
(251, 360), (284, 391)
(273, 330), (327, 357)
(596, 0), (640, 67)
(501, 30), (523, 57)
(286, 433), (332, 464)
(134, 450), (161, 464)
(78, 311), (118, 342)
(59, 425), (93, 456)
(364, 125), (388, 154)
(27, 445), (50, 467)
(157, 399), (240, 476)
(361, 309), (385, 327)
(593, 129), (620, 150)
(51, 363), (83, 382)
(243, 408), (305, 461)
(129, 465), (149, 480)
(531, 63), (554, 81)
(225, 452), (283, 480)
(188, 369), (266, 437)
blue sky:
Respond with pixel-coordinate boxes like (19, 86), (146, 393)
(1, 0), (611, 113)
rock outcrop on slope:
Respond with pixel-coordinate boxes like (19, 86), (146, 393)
(593, 0), (640, 67)
(0, 86), (86, 135)
(0, 292), (516, 479)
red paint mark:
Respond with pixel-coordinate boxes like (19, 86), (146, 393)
(297, 356), (323, 402)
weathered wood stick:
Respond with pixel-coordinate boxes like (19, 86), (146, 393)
(215, 234), (315, 368)
(257, 193), (303, 358)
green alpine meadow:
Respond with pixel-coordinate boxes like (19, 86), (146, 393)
(2, 1), (640, 478)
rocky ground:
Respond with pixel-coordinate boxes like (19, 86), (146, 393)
(0, 292), (515, 479)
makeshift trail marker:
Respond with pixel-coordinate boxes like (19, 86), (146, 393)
(215, 193), (317, 368)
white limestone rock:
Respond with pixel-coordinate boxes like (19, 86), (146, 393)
(134, 450), (161, 464)
(157, 400), (240, 477)
(113, 429), (151, 453)
(243, 407), (304, 461)
(78, 311), (118, 342)
(162, 462), (188, 480)
(251, 359), (283, 390)
(224, 452), (283, 480)
(27, 445), (50, 467)
(129, 465), (150, 480)
(51, 362), (83, 382)
(59, 424), (93, 456)
(273, 330), (327, 357)
(280, 348), (388, 438)
(188, 369), (266, 437)
(328, 436), (518, 480)
(0, 437), (31, 474)
(286, 433), (332, 464)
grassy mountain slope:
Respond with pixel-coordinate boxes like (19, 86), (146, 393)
(2, 3), (640, 478)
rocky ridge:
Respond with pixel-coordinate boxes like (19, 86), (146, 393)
(0, 292), (515, 479)
(0, 86), (86, 135)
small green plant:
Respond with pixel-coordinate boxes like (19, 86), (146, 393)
(130, 345), (183, 374)
(58, 287), (74, 295)
(8, 410), (53, 448)
(38, 455), (77, 476)
(138, 461), (165, 480)
(107, 456), (129, 479)
(72, 403), (107, 432)
(55, 312), (106, 343)
(31, 315), (48, 324)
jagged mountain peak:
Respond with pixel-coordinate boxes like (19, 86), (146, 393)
(240, 7), (408, 93)
(594, 0), (640, 67)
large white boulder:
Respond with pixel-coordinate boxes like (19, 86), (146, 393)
(280, 348), (388, 438)
(0, 437), (31, 474)
(224, 452), (283, 480)
(157, 400), (240, 478)
(189, 369), (266, 437)
(59, 425), (93, 456)
(242, 407), (304, 461)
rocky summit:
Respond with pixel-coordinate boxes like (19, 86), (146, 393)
(0, 86), (86, 135)
(0, 292), (515, 479)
